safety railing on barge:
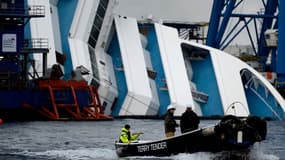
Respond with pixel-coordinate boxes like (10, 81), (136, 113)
(36, 80), (113, 121)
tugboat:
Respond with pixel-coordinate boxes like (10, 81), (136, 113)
(115, 115), (267, 157)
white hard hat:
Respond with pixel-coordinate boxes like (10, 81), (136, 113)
(167, 104), (176, 110)
(186, 104), (192, 109)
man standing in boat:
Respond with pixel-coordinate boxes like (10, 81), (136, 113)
(164, 103), (179, 137)
(119, 124), (143, 143)
(180, 104), (200, 133)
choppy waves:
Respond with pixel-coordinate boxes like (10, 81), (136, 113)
(0, 120), (283, 160)
(11, 148), (117, 160)
(7, 147), (279, 160)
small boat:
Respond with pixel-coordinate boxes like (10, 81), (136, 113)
(115, 115), (267, 157)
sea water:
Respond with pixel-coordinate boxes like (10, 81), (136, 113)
(0, 119), (283, 160)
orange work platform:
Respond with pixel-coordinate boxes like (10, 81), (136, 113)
(36, 80), (113, 121)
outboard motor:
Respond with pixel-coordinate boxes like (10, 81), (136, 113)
(216, 115), (243, 141)
(245, 116), (267, 141)
(215, 115), (267, 146)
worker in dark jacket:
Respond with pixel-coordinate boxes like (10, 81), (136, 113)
(119, 124), (143, 143)
(180, 104), (200, 133)
(164, 104), (179, 137)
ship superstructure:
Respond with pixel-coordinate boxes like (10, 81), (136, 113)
(0, 0), (284, 120)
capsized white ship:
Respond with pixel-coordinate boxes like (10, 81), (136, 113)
(27, 0), (285, 119)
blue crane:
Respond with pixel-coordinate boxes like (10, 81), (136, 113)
(206, 0), (285, 96)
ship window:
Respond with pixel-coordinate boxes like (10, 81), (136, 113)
(181, 43), (209, 60)
(88, 45), (99, 80)
(88, 37), (96, 48)
(97, 4), (106, 18)
(88, 0), (109, 48)
(100, 0), (109, 9)
(92, 15), (102, 29)
(91, 27), (100, 38)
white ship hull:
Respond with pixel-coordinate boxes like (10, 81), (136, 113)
(27, 0), (285, 119)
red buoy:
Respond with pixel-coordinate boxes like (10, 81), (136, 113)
(0, 118), (3, 124)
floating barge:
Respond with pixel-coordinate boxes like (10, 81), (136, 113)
(0, 0), (112, 121)
(0, 79), (112, 121)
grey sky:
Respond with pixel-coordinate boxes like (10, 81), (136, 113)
(114, 0), (213, 22)
(114, 0), (266, 45)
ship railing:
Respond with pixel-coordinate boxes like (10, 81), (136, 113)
(191, 90), (208, 103)
(28, 5), (45, 17)
(20, 38), (49, 53)
(246, 75), (282, 120)
(19, 38), (49, 80)
(0, 5), (45, 17)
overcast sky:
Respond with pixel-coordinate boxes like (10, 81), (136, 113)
(114, 0), (213, 22)
(114, 0), (266, 45)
